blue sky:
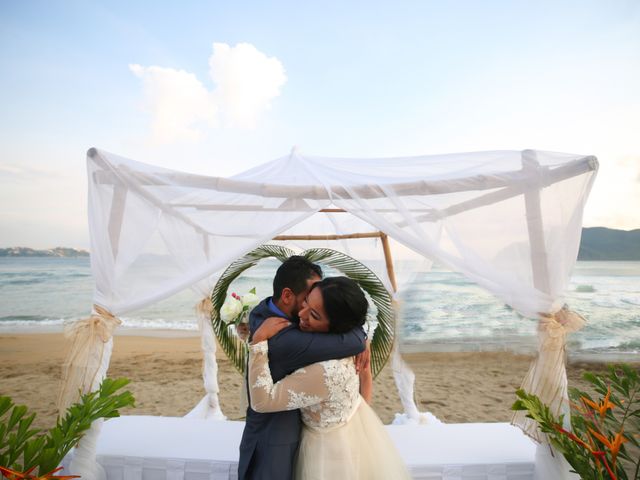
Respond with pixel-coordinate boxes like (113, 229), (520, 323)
(1, 0), (639, 248)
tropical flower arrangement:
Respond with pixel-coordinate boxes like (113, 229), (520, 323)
(512, 364), (639, 479)
(219, 287), (259, 327)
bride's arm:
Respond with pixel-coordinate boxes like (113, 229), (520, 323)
(248, 340), (329, 413)
(359, 342), (373, 404)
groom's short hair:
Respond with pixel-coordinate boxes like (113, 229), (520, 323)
(273, 256), (322, 299)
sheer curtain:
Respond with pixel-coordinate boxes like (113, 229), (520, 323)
(64, 147), (597, 478)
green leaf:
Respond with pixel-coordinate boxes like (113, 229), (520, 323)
(518, 364), (640, 479)
(38, 445), (60, 475)
(0, 377), (135, 476)
(15, 413), (36, 440)
(22, 436), (46, 471)
(100, 377), (131, 398)
(0, 396), (13, 418)
(0, 422), (7, 448)
(8, 405), (27, 431)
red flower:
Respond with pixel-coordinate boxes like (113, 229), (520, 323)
(0, 466), (80, 480)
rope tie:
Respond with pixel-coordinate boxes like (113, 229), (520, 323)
(57, 305), (121, 414)
(196, 296), (213, 318)
(512, 305), (586, 442)
(538, 306), (587, 351)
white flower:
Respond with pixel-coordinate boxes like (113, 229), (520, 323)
(242, 291), (259, 309)
(220, 296), (243, 323)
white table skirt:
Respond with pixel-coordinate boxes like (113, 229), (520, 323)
(63, 416), (536, 480)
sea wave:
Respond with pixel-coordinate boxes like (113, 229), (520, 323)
(0, 315), (198, 332)
(2, 259), (639, 356)
(575, 284), (596, 293)
(117, 317), (198, 330)
(0, 314), (51, 322)
(621, 296), (640, 306)
(0, 316), (67, 326)
(0, 278), (48, 286)
(615, 340), (640, 352)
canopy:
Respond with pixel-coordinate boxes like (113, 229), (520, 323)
(64, 147), (597, 479)
(87, 147), (596, 318)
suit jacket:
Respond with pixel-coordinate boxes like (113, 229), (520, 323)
(237, 297), (366, 480)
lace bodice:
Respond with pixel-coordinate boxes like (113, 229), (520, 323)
(249, 340), (361, 430)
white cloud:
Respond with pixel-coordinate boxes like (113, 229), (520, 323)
(129, 64), (218, 143)
(130, 43), (286, 143)
(209, 42), (287, 128)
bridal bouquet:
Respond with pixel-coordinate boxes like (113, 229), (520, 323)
(220, 287), (260, 326)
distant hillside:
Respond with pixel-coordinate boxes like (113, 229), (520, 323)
(0, 227), (637, 260)
(578, 227), (640, 260)
(0, 247), (89, 257)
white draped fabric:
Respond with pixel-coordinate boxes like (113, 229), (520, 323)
(185, 296), (226, 421)
(87, 147), (596, 319)
(63, 416), (537, 480)
(67, 147), (597, 478)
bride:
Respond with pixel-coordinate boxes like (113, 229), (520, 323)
(248, 276), (410, 479)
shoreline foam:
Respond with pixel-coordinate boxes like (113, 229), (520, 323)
(3, 326), (635, 361)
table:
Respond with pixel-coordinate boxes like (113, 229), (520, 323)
(63, 416), (537, 479)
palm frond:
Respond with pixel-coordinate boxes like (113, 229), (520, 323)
(210, 245), (295, 374)
(301, 248), (395, 377)
(210, 245), (396, 377)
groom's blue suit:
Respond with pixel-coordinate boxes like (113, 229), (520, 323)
(238, 298), (366, 480)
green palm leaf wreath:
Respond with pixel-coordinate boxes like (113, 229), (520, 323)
(210, 245), (395, 378)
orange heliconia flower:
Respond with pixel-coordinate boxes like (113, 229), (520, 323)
(581, 387), (615, 419)
(588, 427), (629, 470)
(0, 466), (79, 480)
(554, 424), (619, 479)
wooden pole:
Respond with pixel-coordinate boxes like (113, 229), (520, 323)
(380, 233), (398, 293)
(273, 232), (383, 241)
(522, 150), (551, 294)
(273, 229), (398, 293)
(92, 150), (597, 201)
(107, 184), (127, 260)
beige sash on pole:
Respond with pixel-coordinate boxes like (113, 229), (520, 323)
(511, 306), (586, 442)
(57, 305), (121, 415)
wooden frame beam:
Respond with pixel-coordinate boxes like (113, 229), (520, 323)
(273, 230), (399, 293)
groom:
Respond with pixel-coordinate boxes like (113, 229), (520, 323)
(238, 255), (367, 480)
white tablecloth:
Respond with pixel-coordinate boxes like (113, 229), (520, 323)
(63, 416), (536, 479)
(387, 422), (536, 479)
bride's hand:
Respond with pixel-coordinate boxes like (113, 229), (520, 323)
(357, 341), (373, 404)
(252, 317), (291, 344)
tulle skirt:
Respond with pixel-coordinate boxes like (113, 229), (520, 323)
(295, 399), (411, 480)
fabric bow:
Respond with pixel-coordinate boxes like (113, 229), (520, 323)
(63, 305), (121, 342)
(538, 305), (586, 351)
(512, 305), (587, 442)
(196, 297), (214, 318)
(57, 305), (121, 414)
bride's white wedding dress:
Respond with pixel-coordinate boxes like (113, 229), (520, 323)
(249, 341), (411, 480)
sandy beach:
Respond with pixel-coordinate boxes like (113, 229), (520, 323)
(0, 332), (631, 430)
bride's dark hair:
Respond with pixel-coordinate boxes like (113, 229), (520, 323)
(311, 277), (368, 334)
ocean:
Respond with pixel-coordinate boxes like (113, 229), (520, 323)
(1, 257), (639, 359)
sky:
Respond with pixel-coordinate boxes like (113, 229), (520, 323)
(1, 0), (639, 249)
